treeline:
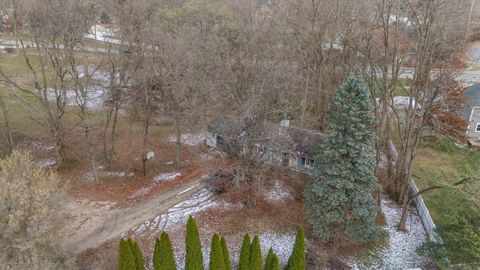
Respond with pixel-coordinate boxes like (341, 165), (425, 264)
(119, 216), (305, 270)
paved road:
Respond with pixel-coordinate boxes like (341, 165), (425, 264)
(2, 37), (479, 84)
(59, 176), (208, 255)
(0, 38), (119, 54)
(396, 68), (480, 84)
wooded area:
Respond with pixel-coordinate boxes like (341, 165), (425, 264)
(0, 0), (479, 269)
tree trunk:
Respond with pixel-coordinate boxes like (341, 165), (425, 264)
(377, 185), (382, 214)
(174, 117), (181, 164)
(54, 140), (65, 167)
(140, 83), (151, 177)
(398, 195), (411, 231)
(140, 116), (150, 177)
(84, 125), (99, 181)
(0, 94), (13, 153)
(12, 2), (19, 56)
(103, 105), (113, 162)
(398, 179), (412, 231)
(109, 103), (119, 162)
(300, 71), (310, 128)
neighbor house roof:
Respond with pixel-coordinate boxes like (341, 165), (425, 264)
(207, 115), (324, 157)
(462, 83), (480, 120)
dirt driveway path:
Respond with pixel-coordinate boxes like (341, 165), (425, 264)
(57, 175), (208, 255)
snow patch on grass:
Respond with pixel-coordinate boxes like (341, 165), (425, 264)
(129, 186), (153, 199)
(153, 172), (181, 183)
(46, 86), (106, 110)
(344, 196), (429, 269)
(259, 232), (295, 266)
(37, 159), (57, 168)
(200, 153), (213, 161)
(127, 189), (226, 236)
(31, 141), (55, 151)
(168, 132), (206, 146)
(85, 167), (134, 181)
(263, 180), (294, 203)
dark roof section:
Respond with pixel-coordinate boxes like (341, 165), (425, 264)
(462, 83), (480, 120)
(208, 115), (324, 157)
(207, 115), (243, 138)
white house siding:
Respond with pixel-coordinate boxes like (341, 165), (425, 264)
(289, 155), (298, 169)
(467, 107), (480, 138)
(206, 131), (217, 148)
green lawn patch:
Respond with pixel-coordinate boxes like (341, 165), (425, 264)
(414, 138), (480, 266)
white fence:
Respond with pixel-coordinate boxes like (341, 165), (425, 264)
(408, 179), (443, 243)
(389, 140), (442, 243)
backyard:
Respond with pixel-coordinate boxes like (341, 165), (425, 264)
(414, 137), (480, 266)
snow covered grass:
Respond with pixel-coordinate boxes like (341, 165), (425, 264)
(167, 132), (206, 146)
(263, 180), (294, 203)
(122, 190), (222, 268)
(344, 196), (429, 269)
(200, 153), (213, 161)
(85, 167), (134, 181)
(153, 172), (181, 184)
(127, 189), (232, 235)
(84, 25), (121, 45)
(129, 186), (153, 199)
(37, 158), (57, 168)
(123, 188), (297, 270)
(30, 141), (55, 151)
(46, 86), (106, 110)
(259, 232), (295, 266)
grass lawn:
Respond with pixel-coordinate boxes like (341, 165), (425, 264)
(0, 49), (109, 136)
(413, 137), (480, 266)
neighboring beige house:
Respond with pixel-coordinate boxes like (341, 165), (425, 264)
(206, 115), (323, 172)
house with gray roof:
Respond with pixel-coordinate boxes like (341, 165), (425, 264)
(462, 83), (480, 146)
(206, 115), (324, 172)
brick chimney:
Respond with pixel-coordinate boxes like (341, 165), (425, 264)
(279, 119), (289, 135)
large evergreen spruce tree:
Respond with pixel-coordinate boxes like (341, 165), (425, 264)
(119, 239), (136, 270)
(249, 235), (262, 270)
(304, 76), (380, 243)
(220, 236), (231, 270)
(185, 216), (204, 270)
(286, 226), (305, 270)
(208, 234), (225, 270)
(238, 234), (251, 270)
(153, 231), (176, 270)
(128, 238), (145, 270)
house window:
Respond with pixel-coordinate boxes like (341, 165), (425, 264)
(476, 124), (480, 132)
(216, 135), (225, 147)
(304, 158), (315, 169)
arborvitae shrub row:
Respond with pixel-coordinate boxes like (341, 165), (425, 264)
(118, 216), (306, 270)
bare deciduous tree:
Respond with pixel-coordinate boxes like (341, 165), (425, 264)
(0, 151), (73, 269)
